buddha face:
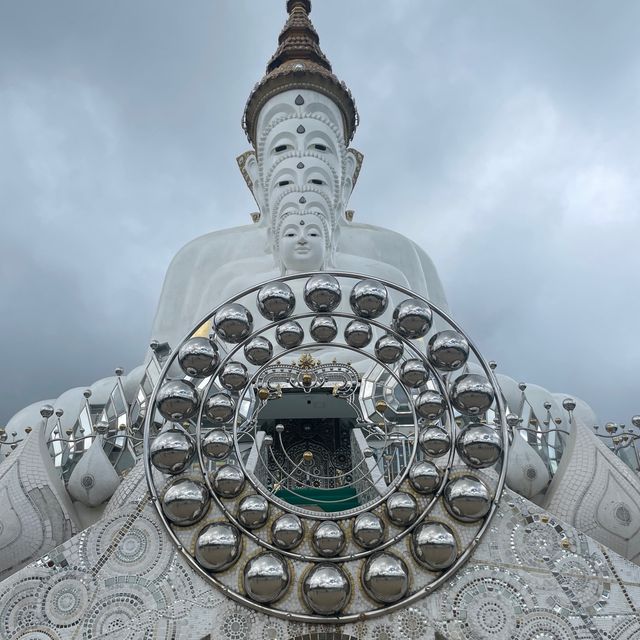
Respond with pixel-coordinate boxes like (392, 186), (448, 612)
(240, 89), (359, 242)
(278, 212), (327, 272)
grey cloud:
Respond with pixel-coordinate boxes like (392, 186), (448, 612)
(1, 0), (638, 425)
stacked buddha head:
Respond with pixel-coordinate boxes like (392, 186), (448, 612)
(238, 0), (362, 274)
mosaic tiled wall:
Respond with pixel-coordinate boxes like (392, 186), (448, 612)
(2, 461), (639, 640)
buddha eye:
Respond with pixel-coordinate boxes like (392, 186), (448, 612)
(278, 180), (293, 187)
(313, 143), (327, 152)
(309, 178), (324, 186)
(274, 144), (292, 154)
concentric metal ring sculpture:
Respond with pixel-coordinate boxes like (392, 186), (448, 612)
(144, 272), (508, 622)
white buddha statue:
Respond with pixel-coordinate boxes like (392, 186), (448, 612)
(148, 0), (449, 353)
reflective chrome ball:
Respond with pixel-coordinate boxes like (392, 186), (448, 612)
(243, 552), (290, 604)
(156, 379), (199, 422)
(310, 315), (338, 343)
(386, 492), (418, 527)
(271, 514), (304, 550)
(304, 274), (342, 312)
(161, 478), (210, 526)
(257, 282), (295, 321)
(312, 521), (346, 557)
(237, 494), (269, 530)
(392, 298), (432, 339)
(352, 512), (386, 549)
(302, 563), (351, 615)
(562, 397), (577, 412)
(400, 359), (429, 388)
(632, 415), (640, 429)
(375, 334), (404, 364)
(415, 390), (446, 421)
(213, 303), (253, 343)
(443, 475), (492, 522)
(412, 521), (457, 571)
(275, 320), (304, 349)
(450, 374), (495, 416)
(211, 464), (245, 498)
(428, 330), (469, 371)
(40, 404), (55, 419)
(349, 279), (388, 319)
(455, 423), (502, 468)
(178, 337), (219, 378)
(344, 319), (372, 348)
(244, 336), (273, 366)
(219, 361), (249, 392)
(409, 460), (442, 494)
(204, 392), (235, 423)
(362, 552), (409, 604)
(202, 428), (232, 460)
(419, 425), (451, 457)
(150, 426), (195, 474)
(195, 522), (241, 572)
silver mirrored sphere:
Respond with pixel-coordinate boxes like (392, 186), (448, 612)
(213, 303), (253, 343)
(237, 494), (269, 530)
(415, 390), (446, 421)
(450, 374), (495, 416)
(304, 274), (342, 312)
(156, 379), (199, 422)
(362, 552), (409, 604)
(310, 315), (338, 343)
(204, 392), (235, 423)
(244, 336), (273, 366)
(302, 563), (351, 615)
(352, 512), (386, 549)
(150, 426), (195, 474)
(443, 475), (492, 522)
(271, 514), (304, 550)
(275, 320), (304, 349)
(409, 460), (442, 494)
(400, 359), (429, 388)
(392, 298), (433, 340)
(632, 415), (640, 428)
(386, 492), (418, 527)
(195, 522), (241, 572)
(349, 279), (388, 319)
(257, 282), (295, 321)
(419, 425), (451, 458)
(375, 334), (404, 364)
(428, 330), (469, 371)
(212, 464), (246, 498)
(456, 423), (502, 468)
(161, 478), (210, 526)
(562, 397), (577, 412)
(219, 361), (249, 392)
(202, 428), (232, 460)
(178, 337), (219, 378)
(40, 404), (55, 419)
(312, 521), (346, 557)
(412, 521), (457, 571)
(243, 552), (290, 604)
(344, 319), (372, 348)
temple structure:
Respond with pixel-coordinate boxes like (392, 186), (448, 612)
(1, 3), (640, 639)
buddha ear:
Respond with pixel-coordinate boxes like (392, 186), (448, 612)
(237, 151), (265, 217)
(341, 148), (364, 214)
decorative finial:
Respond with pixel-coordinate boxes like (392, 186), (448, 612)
(243, 1), (358, 146)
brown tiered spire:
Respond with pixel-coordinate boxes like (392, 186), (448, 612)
(243, 0), (358, 146)
(267, 1), (332, 73)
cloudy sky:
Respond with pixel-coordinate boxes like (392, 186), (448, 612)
(1, 0), (639, 426)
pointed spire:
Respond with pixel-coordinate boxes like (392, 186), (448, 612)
(267, 1), (331, 73)
(243, 1), (358, 147)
